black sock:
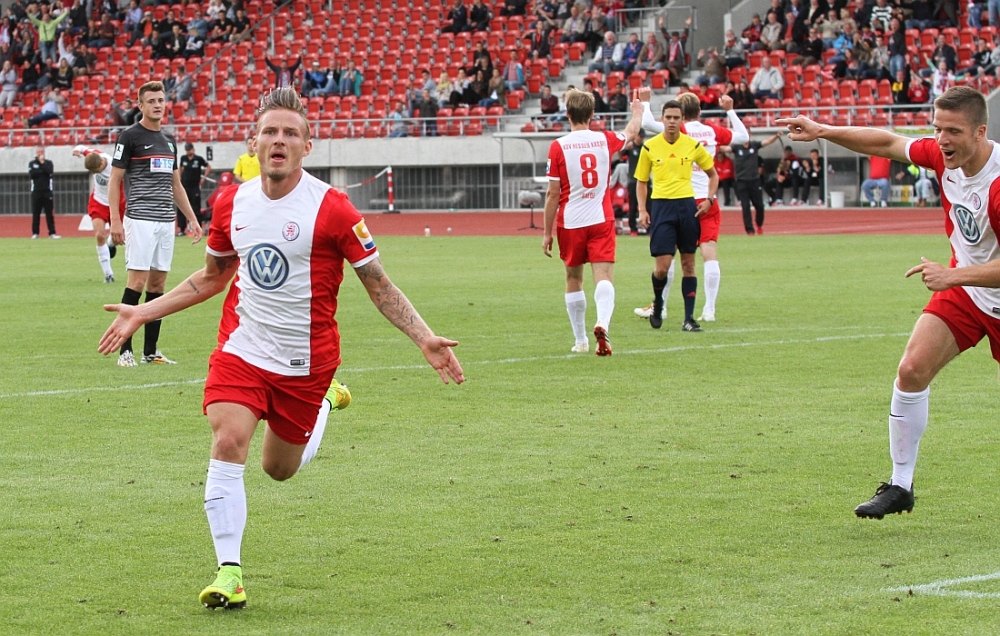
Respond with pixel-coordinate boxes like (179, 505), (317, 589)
(143, 291), (163, 356)
(652, 272), (667, 308)
(119, 287), (142, 355)
(682, 276), (698, 322)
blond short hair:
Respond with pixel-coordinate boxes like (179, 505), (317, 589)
(257, 87), (311, 139)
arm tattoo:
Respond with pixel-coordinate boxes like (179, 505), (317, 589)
(356, 260), (431, 340)
(211, 254), (239, 276)
(187, 279), (200, 294)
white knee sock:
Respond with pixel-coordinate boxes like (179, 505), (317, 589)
(593, 280), (615, 331)
(663, 260), (675, 301)
(888, 383), (929, 490)
(299, 397), (332, 470)
(703, 260), (720, 314)
(204, 459), (247, 566)
(96, 244), (113, 277)
(565, 291), (587, 344)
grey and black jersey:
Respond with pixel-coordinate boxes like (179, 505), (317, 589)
(112, 124), (178, 223)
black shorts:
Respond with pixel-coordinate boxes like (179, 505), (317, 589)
(649, 198), (700, 257)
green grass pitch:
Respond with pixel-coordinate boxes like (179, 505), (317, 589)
(4, 232), (1000, 635)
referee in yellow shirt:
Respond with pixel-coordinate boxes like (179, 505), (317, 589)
(232, 136), (261, 183)
(634, 99), (718, 332)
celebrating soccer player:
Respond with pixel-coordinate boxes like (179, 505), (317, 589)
(98, 88), (465, 609)
(778, 86), (1000, 519)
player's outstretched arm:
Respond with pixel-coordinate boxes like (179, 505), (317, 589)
(775, 115), (910, 162)
(906, 256), (1000, 291)
(98, 252), (239, 355)
(355, 258), (465, 384)
(720, 95), (750, 145)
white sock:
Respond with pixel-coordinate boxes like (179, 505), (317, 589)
(663, 260), (675, 301)
(299, 397), (332, 470)
(96, 244), (113, 277)
(703, 260), (720, 314)
(593, 280), (615, 331)
(204, 459), (247, 566)
(565, 290), (587, 344)
(888, 383), (929, 490)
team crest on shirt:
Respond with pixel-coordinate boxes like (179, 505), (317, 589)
(353, 220), (376, 250)
(282, 222), (300, 241)
(168, 142), (175, 153)
(247, 244), (289, 290)
(972, 193), (982, 210)
(954, 205), (982, 244)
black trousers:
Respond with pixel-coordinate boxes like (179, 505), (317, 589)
(735, 179), (765, 233)
(31, 191), (56, 236)
(177, 186), (201, 233)
(627, 179), (651, 233)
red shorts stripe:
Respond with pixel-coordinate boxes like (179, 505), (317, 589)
(203, 349), (336, 445)
(695, 197), (721, 245)
(923, 285), (1000, 362)
(556, 220), (616, 268)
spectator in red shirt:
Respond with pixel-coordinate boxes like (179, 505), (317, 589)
(861, 155), (891, 207)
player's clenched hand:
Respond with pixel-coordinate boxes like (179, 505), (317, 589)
(695, 199), (712, 217)
(98, 303), (145, 355)
(775, 115), (823, 142)
(637, 86), (651, 103)
(905, 256), (954, 291)
(718, 94), (734, 111)
(420, 337), (465, 384)
(542, 234), (554, 258)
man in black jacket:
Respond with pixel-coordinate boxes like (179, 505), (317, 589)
(28, 145), (60, 239)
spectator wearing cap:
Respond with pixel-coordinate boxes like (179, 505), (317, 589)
(304, 59), (329, 96)
(178, 142), (211, 236)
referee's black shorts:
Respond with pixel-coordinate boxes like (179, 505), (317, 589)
(648, 197), (700, 257)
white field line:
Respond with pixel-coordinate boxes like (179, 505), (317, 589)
(0, 331), (908, 400)
(12, 324), (884, 358)
(888, 572), (1000, 598)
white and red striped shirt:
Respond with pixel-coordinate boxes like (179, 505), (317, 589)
(546, 129), (627, 228)
(206, 171), (379, 376)
(907, 137), (1000, 317)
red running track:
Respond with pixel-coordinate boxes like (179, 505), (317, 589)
(0, 208), (943, 238)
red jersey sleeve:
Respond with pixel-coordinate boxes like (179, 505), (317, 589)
(206, 184), (238, 256)
(604, 130), (627, 156)
(546, 140), (565, 181)
(317, 188), (379, 267)
(907, 137), (945, 179)
(708, 122), (733, 146)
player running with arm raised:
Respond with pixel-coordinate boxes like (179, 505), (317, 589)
(777, 86), (1000, 519)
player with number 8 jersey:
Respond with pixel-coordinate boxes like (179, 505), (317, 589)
(543, 89), (644, 355)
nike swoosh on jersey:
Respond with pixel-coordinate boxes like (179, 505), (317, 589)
(235, 224), (250, 231)
(144, 144), (154, 149)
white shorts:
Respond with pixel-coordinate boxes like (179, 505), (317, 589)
(123, 216), (175, 272)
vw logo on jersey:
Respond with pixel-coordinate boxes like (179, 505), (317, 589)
(954, 205), (982, 244)
(247, 244), (289, 290)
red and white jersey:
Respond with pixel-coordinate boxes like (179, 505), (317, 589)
(546, 129), (627, 229)
(206, 171), (380, 376)
(907, 137), (1000, 317)
(680, 120), (732, 198)
(75, 146), (114, 205)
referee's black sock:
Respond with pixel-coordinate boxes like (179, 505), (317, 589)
(682, 276), (698, 322)
(119, 287), (142, 355)
(652, 272), (667, 310)
(143, 291), (163, 357)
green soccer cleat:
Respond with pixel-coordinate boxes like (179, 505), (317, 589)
(326, 378), (351, 411)
(199, 564), (247, 610)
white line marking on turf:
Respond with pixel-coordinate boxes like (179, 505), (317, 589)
(0, 332), (909, 400)
(889, 572), (1000, 598)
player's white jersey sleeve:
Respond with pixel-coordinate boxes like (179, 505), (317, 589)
(683, 120), (728, 198)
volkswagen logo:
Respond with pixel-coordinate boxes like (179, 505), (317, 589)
(247, 244), (289, 290)
(954, 205), (981, 244)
